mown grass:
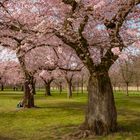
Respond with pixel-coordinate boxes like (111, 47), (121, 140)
(0, 90), (140, 140)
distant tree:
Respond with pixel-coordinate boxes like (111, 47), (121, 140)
(132, 56), (140, 91)
(119, 57), (134, 96)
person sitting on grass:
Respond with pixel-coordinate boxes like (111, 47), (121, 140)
(17, 100), (23, 108)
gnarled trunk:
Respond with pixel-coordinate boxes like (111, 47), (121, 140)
(22, 75), (35, 108)
(31, 78), (36, 95)
(22, 80), (34, 108)
(81, 72), (117, 135)
(16, 52), (35, 108)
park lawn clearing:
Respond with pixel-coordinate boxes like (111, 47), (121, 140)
(0, 90), (140, 140)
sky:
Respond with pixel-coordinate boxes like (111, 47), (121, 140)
(0, 46), (17, 61)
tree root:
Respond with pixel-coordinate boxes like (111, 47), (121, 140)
(64, 129), (92, 140)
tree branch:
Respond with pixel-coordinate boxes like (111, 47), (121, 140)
(62, 0), (78, 11)
(78, 15), (89, 47)
(105, 0), (140, 33)
(101, 0), (140, 69)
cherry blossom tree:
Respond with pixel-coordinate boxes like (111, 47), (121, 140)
(0, 60), (23, 91)
(54, 46), (83, 98)
(0, 0), (139, 136)
(26, 46), (58, 96)
(119, 58), (134, 96)
(72, 68), (89, 94)
(49, 0), (140, 136)
(39, 70), (54, 96)
(132, 56), (140, 91)
(0, 0), (51, 107)
(0, 61), (8, 91)
(109, 62), (123, 91)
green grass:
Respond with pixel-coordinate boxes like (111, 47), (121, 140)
(0, 90), (140, 140)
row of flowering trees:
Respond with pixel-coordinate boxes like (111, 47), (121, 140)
(1, 56), (140, 96)
(0, 0), (140, 137)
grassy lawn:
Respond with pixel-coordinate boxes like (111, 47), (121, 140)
(0, 90), (140, 140)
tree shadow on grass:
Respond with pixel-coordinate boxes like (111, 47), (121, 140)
(0, 136), (17, 140)
(36, 101), (86, 109)
(117, 109), (140, 134)
(118, 119), (140, 133)
(54, 108), (140, 139)
(33, 102), (86, 115)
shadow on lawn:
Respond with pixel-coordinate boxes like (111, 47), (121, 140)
(0, 136), (17, 140)
(118, 119), (140, 133)
(118, 109), (140, 134)
(35, 103), (86, 115)
(46, 106), (140, 138)
(36, 101), (86, 109)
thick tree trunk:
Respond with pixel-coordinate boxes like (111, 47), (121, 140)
(45, 82), (51, 96)
(13, 86), (16, 91)
(22, 77), (35, 108)
(17, 53), (35, 108)
(67, 81), (72, 98)
(80, 72), (117, 135)
(1, 84), (4, 91)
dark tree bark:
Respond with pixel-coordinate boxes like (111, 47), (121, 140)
(59, 82), (62, 94)
(31, 77), (36, 95)
(1, 84), (4, 91)
(44, 81), (52, 96)
(13, 86), (18, 91)
(17, 53), (36, 108)
(22, 79), (34, 108)
(55, 0), (140, 137)
(40, 76), (53, 96)
(80, 72), (117, 135)
(67, 80), (72, 98)
(13, 86), (16, 91)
